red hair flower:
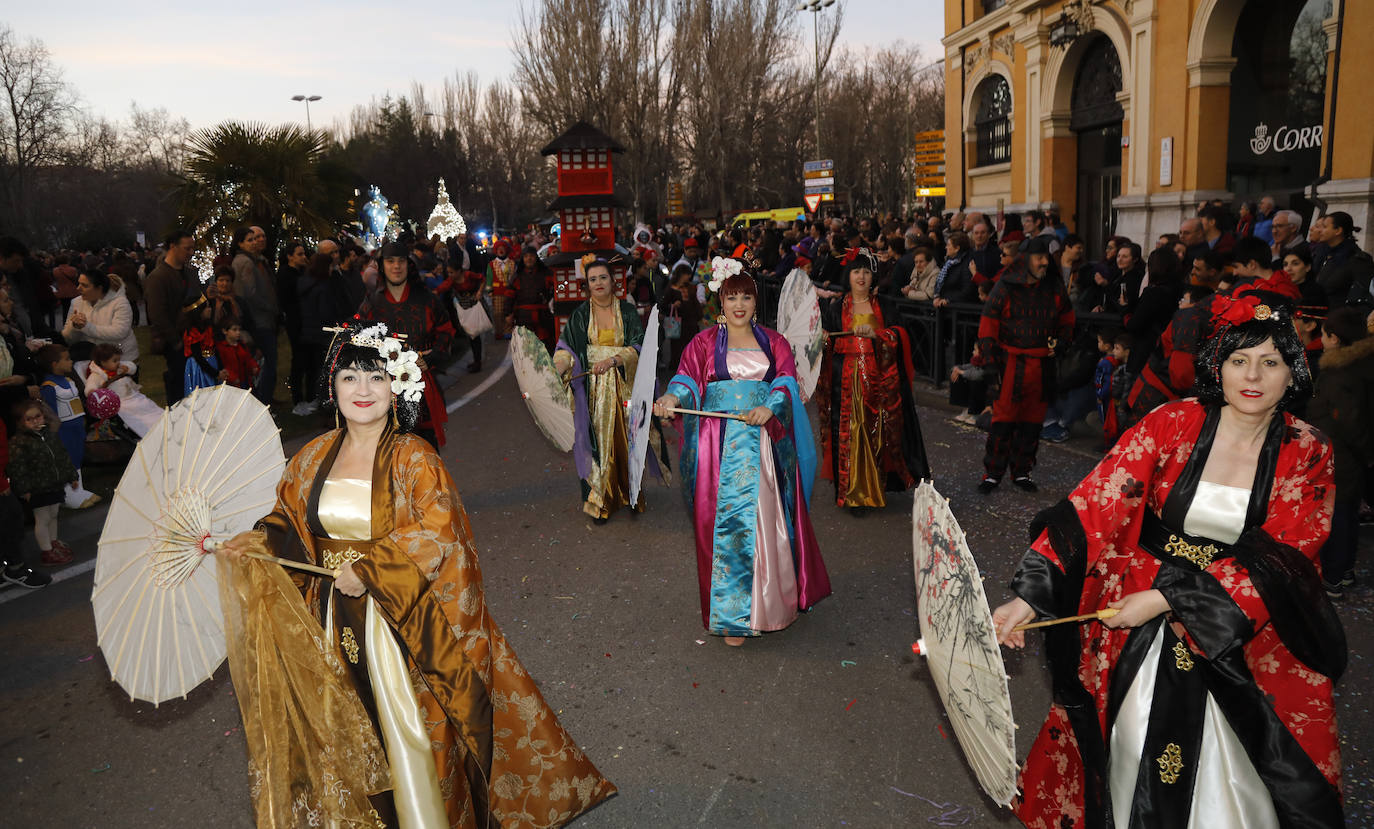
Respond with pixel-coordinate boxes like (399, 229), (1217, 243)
(1211, 293), (1266, 327)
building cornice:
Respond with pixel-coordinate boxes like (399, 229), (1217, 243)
(1186, 56), (1237, 88)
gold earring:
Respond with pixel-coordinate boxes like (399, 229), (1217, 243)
(334, 408), (340, 429)
(717, 314), (726, 325)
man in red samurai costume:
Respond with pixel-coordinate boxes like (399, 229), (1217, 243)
(977, 235), (1074, 493)
(354, 241), (455, 448)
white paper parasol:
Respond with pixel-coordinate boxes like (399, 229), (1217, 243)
(775, 267), (825, 400)
(91, 384), (286, 705)
(911, 480), (1019, 807)
(627, 306), (659, 505)
(510, 325), (575, 452)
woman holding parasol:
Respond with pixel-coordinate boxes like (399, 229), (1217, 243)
(992, 277), (1346, 827)
(552, 255), (645, 524)
(218, 323), (614, 828)
(653, 257), (831, 646)
(815, 246), (929, 512)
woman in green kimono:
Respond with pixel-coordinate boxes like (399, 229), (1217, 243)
(552, 256), (645, 523)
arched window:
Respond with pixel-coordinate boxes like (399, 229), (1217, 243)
(974, 75), (1012, 167)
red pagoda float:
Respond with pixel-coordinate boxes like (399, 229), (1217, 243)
(540, 121), (628, 340)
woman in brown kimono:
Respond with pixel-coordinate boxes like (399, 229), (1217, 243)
(220, 323), (614, 828)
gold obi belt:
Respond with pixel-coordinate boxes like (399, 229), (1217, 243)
(315, 536), (376, 570)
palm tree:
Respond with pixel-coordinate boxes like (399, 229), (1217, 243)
(173, 122), (341, 259)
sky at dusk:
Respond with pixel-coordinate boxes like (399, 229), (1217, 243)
(4, 0), (945, 132)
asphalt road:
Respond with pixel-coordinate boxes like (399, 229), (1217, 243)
(2, 340), (1371, 828)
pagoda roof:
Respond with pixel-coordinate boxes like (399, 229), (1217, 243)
(548, 193), (627, 210)
(540, 121), (627, 155)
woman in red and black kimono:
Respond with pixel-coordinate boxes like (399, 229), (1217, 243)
(816, 247), (928, 512)
(993, 293), (1346, 828)
(510, 245), (555, 352)
(355, 242), (455, 448)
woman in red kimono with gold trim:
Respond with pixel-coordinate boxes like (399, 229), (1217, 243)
(816, 247), (929, 512)
(993, 292), (1345, 828)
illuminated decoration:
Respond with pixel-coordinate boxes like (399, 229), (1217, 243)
(426, 178), (467, 241)
(358, 186), (401, 251)
(188, 183), (243, 283)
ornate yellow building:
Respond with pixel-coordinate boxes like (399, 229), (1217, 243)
(943, 0), (1372, 254)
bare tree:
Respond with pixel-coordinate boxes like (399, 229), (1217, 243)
(125, 103), (191, 175)
(0, 25), (78, 233)
(820, 42), (943, 213)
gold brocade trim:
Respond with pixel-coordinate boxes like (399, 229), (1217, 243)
(369, 807), (386, 828)
(323, 547), (366, 569)
(341, 627), (359, 664)
(1164, 534), (1218, 568)
(1157, 743), (1183, 784)
(1173, 641), (1195, 672)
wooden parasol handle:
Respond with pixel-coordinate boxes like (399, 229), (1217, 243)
(664, 406), (749, 422)
(203, 536), (339, 578)
(1012, 607), (1119, 632)
(564, 370), (592, 383)
(242, 551), (339, 578)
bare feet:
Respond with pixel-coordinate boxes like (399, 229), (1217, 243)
(724, 636), (745, 647)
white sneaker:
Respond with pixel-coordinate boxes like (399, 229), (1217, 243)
(954, 412), (977, 424)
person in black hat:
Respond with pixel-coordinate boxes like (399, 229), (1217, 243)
(976, 235), (1074, 494)
(354, 241), (455, 448)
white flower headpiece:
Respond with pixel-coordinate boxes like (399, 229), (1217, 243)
(326, 323), (425, 403)
(708, 256), (742, 294)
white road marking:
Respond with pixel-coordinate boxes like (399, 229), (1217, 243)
(445, 352), (512, 413)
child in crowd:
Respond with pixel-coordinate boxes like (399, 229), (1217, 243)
(182, 296), (226, 395)
(85, 343), (162, 437)
(215, 321), (259, 391)
(1178, 284), (1213, 310)
(1106, 332), (1134, 445)
(8, 399), (78, 566)
(37, 344), (99, 509)
(950, 342), (990, 426)
(0, 416), (52, 587)
(1093, 328), (1121, 443)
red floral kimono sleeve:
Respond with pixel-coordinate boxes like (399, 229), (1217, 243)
(1026, 403), (1186, 578)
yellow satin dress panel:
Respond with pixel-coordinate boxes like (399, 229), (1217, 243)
(582, 306), (641, 518)
(844, 313), (885, 507)
(319, 477), (447, 829)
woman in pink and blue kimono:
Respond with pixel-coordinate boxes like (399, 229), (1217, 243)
(654, 260), (831, 646)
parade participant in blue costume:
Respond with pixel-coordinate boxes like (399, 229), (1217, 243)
(654, 257), (831, 646)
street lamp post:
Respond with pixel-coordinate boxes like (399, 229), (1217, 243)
(291, 94), (322, 131)
(798, 0), (835, 159)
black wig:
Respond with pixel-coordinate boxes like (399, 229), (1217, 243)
(319, 330), (421, 432)
(841, 248), (878, 279)
(1194, 307), (1312, 412)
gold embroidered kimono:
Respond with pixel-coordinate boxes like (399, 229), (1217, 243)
(236, 427), (615, 828)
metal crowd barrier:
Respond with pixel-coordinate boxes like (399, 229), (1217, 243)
(756, 275), (1123, 387)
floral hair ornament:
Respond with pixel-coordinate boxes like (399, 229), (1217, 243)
(708, 256), (742, 294)
(840, 247), (877, 271)
(323, 322), (425, 403)
(1210, 293), (1270, 327)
